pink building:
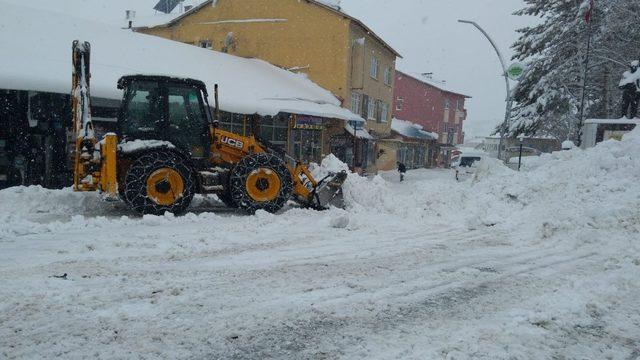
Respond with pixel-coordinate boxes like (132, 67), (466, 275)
(393, 71), (470, 145)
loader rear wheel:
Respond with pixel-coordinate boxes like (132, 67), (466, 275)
(124, 151), (196, 215)
(230, 153), (293, 214)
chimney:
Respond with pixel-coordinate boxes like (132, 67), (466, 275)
(125, 10), (136, 29)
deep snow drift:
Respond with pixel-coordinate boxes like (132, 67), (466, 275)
(1, 130), (639, 359)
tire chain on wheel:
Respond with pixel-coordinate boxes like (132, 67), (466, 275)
(124, 150), (196, 215)
(230, 153), (293, 214)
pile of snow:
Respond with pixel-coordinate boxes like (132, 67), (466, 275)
(465, 129), (639, 237)
(118, 140), (176, 153)
(561, 139), (575, 150)
(308, 154), (350, 181)
(339, 128), (640, 242)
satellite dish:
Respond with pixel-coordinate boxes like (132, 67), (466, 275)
(153, 0), (183, 14)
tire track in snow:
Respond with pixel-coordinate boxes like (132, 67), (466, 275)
(209, 250), (603, 359)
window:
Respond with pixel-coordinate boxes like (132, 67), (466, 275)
(444, 98), (450, 109)
(370, 57), (379, 79)
(396, 96), (404, 111)
(122, 81), (161, 136)
(167, 86), (208, 157)
(362, 95), (370, 119)
(374, 100), (385, 123)
(219, 112), (246, 135)
(380, 102), (389, 123)
(368, 99), (376, 120)
(384, 67), (393, 86)
(292, 128), (322, 164)
(259, 115), (288, 148)
(199, 40), (212, 49)
(350, 92), (361, 115)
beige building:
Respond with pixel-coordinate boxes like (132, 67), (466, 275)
(136, 0), (401, 172)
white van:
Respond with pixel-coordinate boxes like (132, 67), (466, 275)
(451, 152), (485, 181)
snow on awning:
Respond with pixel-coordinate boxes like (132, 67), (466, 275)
(391, 118), (438, 141)
(345, 123), (375, 140)
(0, 2), (362, 122)
(261, 99), (364, 122)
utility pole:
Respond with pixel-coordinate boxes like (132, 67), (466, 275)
(458, 20), (512, 161)
(577, 7), (594, 146)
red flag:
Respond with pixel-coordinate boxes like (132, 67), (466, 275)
(584, 0), (594, 23)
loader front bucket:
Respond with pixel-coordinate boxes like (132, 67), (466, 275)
(310, 171), (348, 210)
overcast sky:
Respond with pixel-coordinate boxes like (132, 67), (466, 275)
(340, 0), (535, 138)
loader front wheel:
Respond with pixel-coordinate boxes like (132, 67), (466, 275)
(230, 153), (293, 214)
(124, 151), (196, 215)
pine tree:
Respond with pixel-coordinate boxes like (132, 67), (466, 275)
(507, 0), (640, 141)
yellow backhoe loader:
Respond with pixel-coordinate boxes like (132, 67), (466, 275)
(71, 40), (346, 215)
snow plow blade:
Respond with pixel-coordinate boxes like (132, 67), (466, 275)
(310, 171), (348, 210)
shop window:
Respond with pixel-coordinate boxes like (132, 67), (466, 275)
(259, 115), (288, 148)
(292, 128), (322, 164)
(219, 112), (246, 135)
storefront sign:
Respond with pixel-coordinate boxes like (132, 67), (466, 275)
(294, 115), (324, 130)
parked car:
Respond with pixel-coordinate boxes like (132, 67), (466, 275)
(452, 152), (486, 181)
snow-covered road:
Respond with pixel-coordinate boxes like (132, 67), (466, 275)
(2, 131), (640, 359)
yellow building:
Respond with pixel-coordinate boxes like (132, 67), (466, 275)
(136, 0), (401, 172)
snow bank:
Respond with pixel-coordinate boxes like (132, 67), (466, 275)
(339, 128), (640, 242)
(2, 128), (638, 246)
(466, 128), (640, 238)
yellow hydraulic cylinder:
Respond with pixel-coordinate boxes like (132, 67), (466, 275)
(100, 133), (118, 200)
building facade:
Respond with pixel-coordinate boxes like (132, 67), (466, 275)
(390, 118), (438, 169)
(393, 71), (470, 146)
(136, 0), (401, 172)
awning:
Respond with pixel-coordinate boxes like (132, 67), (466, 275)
(345, 123), (375, 140)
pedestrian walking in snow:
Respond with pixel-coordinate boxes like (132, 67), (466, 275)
(619, 60), (640, 119)
(397, 162), (407, 182)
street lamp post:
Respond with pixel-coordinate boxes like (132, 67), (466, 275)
(458, 19), (512, 161)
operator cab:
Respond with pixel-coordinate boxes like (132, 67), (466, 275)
(117, 75), (212, 159)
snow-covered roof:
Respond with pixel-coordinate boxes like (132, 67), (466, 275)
(0, 0), (208, 28)
(584, 118), (640, 125)
(396, 70), (471, 98)
(0, 2), (362, 122)
(134, 0), (401, 58)
(345, 123), (374, 140)
(391, 118), (438, 141)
